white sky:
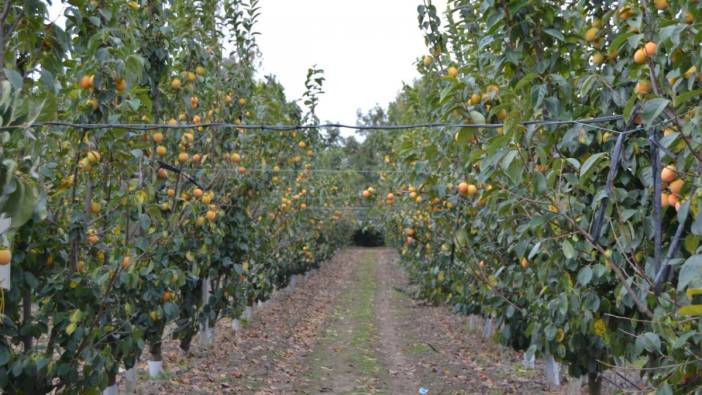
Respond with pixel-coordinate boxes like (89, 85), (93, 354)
(256, 0), (447, 127)
(48, 1), (448, 130)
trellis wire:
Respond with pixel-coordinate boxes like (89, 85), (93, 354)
(1, 114), (622, 131)
(3, 111), (688, 138)
(184, 167), (451, 175)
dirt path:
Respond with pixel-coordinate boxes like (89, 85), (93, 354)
(129, 247), (552, 394)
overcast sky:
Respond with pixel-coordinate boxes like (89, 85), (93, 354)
(49, 1), (448, 129)
(256, 0), (447, 127)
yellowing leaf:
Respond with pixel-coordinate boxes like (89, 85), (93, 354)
(136, 190), (147, 205)
(70, 309), (81, 323)
(678, 305), (702, 317)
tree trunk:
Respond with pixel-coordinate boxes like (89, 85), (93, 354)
(107, 370), (117, 386)
(588, 372), (602, 395)
(149, 341), (161, 361)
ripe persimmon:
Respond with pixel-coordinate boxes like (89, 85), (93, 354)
(661, 165), (677, 183)
(0, 249), (11, 265)
(79, 75), (94, 90)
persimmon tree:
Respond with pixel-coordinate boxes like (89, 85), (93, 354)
(0, 1), (355, 393)
(364, 1), (702, 393)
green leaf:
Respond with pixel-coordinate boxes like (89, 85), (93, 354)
(66, 323), (77, 336)
(579, 152), (607, 181)
(565, 158), (580, 171)
(454, 228), (468, 249)
(677, 255), (702, 291)
(439, 84), (456, 104)
(469, 110), (486, 126)
(673, 88), (702, 108)
(577, 265), (592, 285)
(545, 324), (557, 340)
(672, 332), (696, 349)
(626, 33), (645, 49)
(125, 55), (145, 83)
(642, 98), (670, 126)
(3, 69), (22, 91)
(515, 73), (539, 91)
(1, 178), (39, 231)
(609, 32), (635, 56)
(656, 383), (673, 395)
(684, 234), (699, 255)
(562, 240), (576, 260)
(501, 150), (518, 171)
(454, 128), (475, 144)
(534, 172), (547, 193)
(692, 210), (702, 236)
(636, 332), (661, 353)
(543, 29), (564, 42)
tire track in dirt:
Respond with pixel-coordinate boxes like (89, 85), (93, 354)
(374, 248), (420, 393)
(379, 249), (550, 394)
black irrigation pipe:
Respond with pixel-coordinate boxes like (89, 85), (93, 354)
(0, 115), (626, 132)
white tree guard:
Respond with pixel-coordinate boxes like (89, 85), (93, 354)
(147, 360), (162, 378)
(243, 306), (253, 321)
(124, 367), (137, 393)
(565, 376), (584, 395)
(482, 318), (494, 338)
(290, 274), (297, 289)
(544, 354), (561, 387)
(101, 384), (117, 395)
(467, 315), (479, 332)
(200, 276), (212, 348)
(522, 352), (535, 369)
(231, 318), (241, 333)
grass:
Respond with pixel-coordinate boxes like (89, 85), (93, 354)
(405, 342), (431, 355)
(303, 251), (387, 393)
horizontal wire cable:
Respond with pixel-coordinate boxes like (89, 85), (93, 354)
(186, 167), (446, 175)
(1, 114), (625, 132)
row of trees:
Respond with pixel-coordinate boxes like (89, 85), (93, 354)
(0, 1), (357, 393)
(358, 0), (702, 393)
